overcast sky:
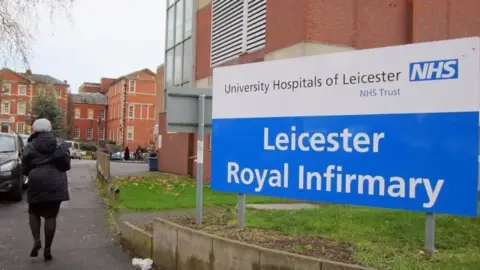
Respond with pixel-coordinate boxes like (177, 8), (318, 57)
(21, 0), (166, 92)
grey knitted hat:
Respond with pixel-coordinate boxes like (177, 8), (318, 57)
(32, 118), (52, 133)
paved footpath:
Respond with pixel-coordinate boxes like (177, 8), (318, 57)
(0, 161), (133, 270)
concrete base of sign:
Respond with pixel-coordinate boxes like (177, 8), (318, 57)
(246, 203), (320, 210)
(150, 217), (371, 270)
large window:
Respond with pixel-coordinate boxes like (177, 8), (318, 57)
(165, 0), (194, 91)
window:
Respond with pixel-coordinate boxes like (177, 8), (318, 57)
(86, 128), (93, 140)
(182, 38), (192, 83)
(74, 127), (80, 139)
(175, 0), (184, 44)
(166, 49), (174, 87)
(210, 0), (266, 66)
(74, 108), (80, 119)
(99, 109), (105, 120)
(2, 83), (11, 94)
(168, 0), (175, 7)
(88, 109), (94, 119)
(128, 105), (134, 118)
(174, 43), (183, 85)
(17, 122), (24, 134)
(127, 126), (134, 140)
(184, 0), (192, 38)
(2, 101), (10, 114)
(39, 88), (46, 95)
(17, 103), (25, 115)
(99, 128), (105, 140)
(56, 88), (61, 98)
(0, 135), (15, 152)
(129, 80), (136, 92)
(18, 85), (26, 95)
(167, 6), (175, 48)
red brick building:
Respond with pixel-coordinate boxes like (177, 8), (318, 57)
(0, 68), (69, 134)
(69, 92), (107, 142)
(105, 68), (157, 149)
(158, 0), (480, 180)
(78, 82), (101, 93)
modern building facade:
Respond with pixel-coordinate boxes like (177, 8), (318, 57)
(158, 0), (480, 180)
(0, 68), (69, 134)
(105, 68), (157, 149)
(69, 92), (107, 142)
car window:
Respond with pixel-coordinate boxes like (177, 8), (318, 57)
(0, 135), (16, 153)
(65, 141), (72, 148)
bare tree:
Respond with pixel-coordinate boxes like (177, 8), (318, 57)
(0, 0), (74, 67)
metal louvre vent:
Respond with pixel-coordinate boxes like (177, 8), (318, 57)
(211, 0), (244, 67)
(210, 0), (266, 67)
(246, 0), (266, 51)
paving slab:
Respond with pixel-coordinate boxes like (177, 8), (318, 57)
(0, 160), (134, 270)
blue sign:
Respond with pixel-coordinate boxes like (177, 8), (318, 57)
(211, 37), (480, 216)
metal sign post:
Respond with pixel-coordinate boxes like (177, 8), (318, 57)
(165, 87), (212, 225)
(195, 94), (205, 225)
(425, 212), (435, 254)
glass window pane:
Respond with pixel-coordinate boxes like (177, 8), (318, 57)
(168, 0), (176, 7)
(175, 0), (184, 44)
(166, 49), (174, 87)
(182, 38), (192, 83)
(184, 0), (192, 38)
(174, 44), (183, 86)
(167, 8), (175, 49)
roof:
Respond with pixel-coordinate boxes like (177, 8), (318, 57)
(1, 68), (68, 86)
(107, 68), (156, 88)
(70, 92), (107, 105)
(19, 73), (68, 85)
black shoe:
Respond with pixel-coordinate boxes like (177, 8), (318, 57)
(30, 240), (41, 257)
(43, 248), (52, 262)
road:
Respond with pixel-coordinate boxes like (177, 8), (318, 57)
(0, 160), (135, 270)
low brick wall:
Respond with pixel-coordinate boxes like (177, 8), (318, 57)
(119, 221), (153, 259)
(152, 217), (373, 270)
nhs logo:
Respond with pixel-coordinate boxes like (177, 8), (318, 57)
(409, 59), (458, 82)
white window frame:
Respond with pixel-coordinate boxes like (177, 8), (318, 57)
(56, 88), (61, 98)
(18, 85), (26, 95)
(129, 80), (136, 92)
(74, 108), (80, 119)
(2, 101), (10, 114)
(16, 122), (25, 134)
(210, 0), (266, 67)
(127, 126), (134, 141)
(99, 128), (105, 140)
(87, 109), (94, 119)
(99, 109), (105, 120)
(86, 128), (93, 140)
(2, 83), (11, 94)
(128, 104), (134, 118)
(73, 127), (80, 139)
(17, 103), (25, 115)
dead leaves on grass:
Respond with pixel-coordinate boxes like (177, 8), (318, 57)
(112, 173), (196, 197)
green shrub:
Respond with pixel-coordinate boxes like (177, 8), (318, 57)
(80, 142), (97, 151)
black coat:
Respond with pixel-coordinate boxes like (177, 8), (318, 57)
(22, 132), (70, 204)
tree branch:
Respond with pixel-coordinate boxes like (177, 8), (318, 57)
(0, 0), (74, 67)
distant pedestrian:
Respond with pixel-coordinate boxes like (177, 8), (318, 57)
(22, 118), (71, 261)
(124, 146), (130, 161)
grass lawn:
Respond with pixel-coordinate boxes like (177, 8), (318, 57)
(245, 205), (480, 270)
(111, 172), (285, 211)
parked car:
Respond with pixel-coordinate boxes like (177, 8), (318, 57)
(0, 133), (26, 201)
(110, 151), (134, 160)
(64, 140), (82, 159)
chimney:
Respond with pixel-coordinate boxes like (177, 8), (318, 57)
(63, 80), (68, 84)
(25, 69), (32, 75)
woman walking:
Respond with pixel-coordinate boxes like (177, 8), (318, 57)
(22, 118), (71, 261)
